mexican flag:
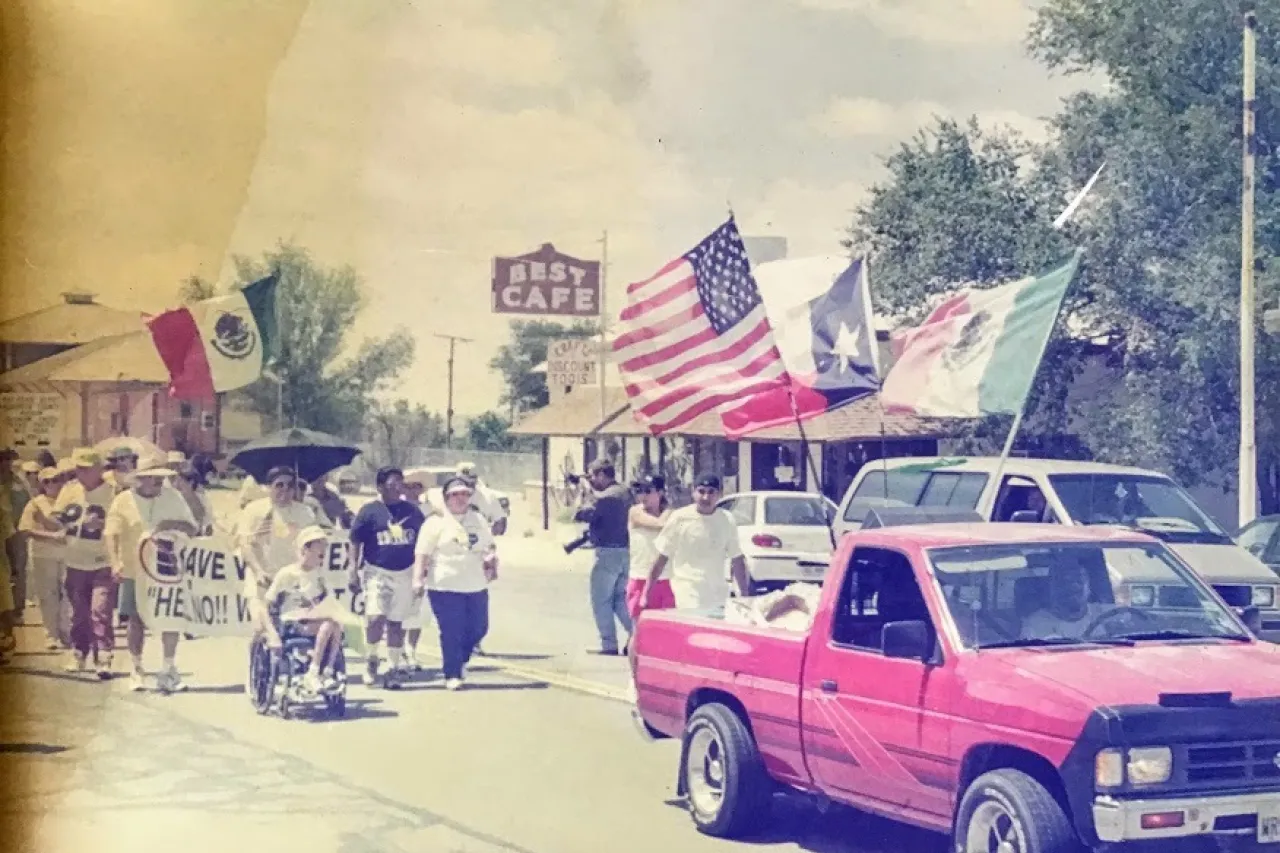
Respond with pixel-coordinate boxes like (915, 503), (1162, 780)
(146, 273), (280, 400)
(880, 252), (1081, 418)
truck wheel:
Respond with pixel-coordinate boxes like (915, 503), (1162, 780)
(955, 769), (1082, 853)
(682, 704), (770, 838)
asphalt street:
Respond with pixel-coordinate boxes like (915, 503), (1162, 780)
(1, 490), (946, 853)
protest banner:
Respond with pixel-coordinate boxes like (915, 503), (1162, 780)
(0, 391), (64, 447)
(136, 531), (365, 636)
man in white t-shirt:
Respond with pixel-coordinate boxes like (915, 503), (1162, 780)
(644, 474), (748, 612)
(235, 465), (321, 637)
(105, 453), (196, 692)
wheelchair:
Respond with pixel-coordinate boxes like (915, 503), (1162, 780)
(248, 610), (348, 719)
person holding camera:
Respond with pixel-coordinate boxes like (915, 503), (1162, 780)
(573, 458), (632, 655)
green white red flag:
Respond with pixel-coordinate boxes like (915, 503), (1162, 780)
(879, 252), (1080, 418)
(146, 273), (280, 401)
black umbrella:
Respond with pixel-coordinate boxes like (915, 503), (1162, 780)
(230, 428), (361, 483)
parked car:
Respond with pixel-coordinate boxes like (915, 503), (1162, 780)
(836, 457), (1280, 641)
(1237, 514), (1280, 573)
(716, 491), (837, 592)
(632, 518), (1280, 850)
(405, 465), (509, 535)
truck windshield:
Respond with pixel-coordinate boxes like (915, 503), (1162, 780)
(1048, 474), (1231, 545)
(928, 542), (1249, 650)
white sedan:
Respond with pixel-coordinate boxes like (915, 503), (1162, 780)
(717, 491), (838, 592)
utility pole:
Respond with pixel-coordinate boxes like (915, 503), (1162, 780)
(1239, 4), (1259, 525)
(598, 230), (609, 431)
(434, 333), (473, 449)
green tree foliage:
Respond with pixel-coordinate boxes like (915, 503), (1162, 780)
(490, 320), (599, 415)
(364, 399), (446, 468)
(232, 242), (415, 437)
(848, 0), (1280, 512)
(177, 274), (217, 305)
(465, 410), (519, 451)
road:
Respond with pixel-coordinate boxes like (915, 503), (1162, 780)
(1, 491), (946, 853)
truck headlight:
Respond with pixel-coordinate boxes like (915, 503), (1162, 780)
(1127, 747), (1173, 786)
(1252, 586), (1275, 609)
(1129, 585), (1155, 607)
(1095, 749), (1124, 787)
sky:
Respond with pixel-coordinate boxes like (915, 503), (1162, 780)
(3, 0), (1082, 417)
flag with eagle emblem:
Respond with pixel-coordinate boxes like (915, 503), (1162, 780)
(879, 252), (1080, 418)
(146, 273), (279, 400)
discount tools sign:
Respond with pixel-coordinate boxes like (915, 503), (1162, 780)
(492, 243), (601, 317)
(546, 338), (600, 398)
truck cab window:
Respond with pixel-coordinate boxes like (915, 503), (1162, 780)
(831, 548), (932, 652)
(993, 476), (1052, 523)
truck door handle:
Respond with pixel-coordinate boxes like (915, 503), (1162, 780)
(820, 679), (838, 694)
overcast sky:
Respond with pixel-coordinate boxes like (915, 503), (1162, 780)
(8, 0), (1083, 418)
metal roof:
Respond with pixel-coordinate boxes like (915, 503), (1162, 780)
(0, 297), (144, 345)
(511, 388), (957, 442)
(0, 330), (171, 387)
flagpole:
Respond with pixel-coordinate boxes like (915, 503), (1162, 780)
(1238, 6), (1259, 526)
(788, 387), (837, 550)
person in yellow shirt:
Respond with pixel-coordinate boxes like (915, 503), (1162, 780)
(105, 452), (196, 692)
(53, 449), (118, 678)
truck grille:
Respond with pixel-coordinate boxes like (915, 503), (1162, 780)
(1212, 584), (1252, 607)
(1182, 739), (1280, 786)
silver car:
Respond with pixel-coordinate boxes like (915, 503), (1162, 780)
(717, 491), (838, 593)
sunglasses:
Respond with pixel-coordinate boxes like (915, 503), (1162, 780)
(271, 480), (296, 489)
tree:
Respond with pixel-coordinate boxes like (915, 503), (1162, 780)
(365, 399), (446, 468)
(845, 0), (1280, 513)
(490, 320), (599, 415)
(465, 411), (516, 451)
(231, 242), (416, 437)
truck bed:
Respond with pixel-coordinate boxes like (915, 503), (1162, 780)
(634, 609), (814, 788)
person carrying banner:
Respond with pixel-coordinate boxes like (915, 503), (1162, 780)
(53, 449), (118, 677)
(105, 452), (197, 692)
(19, 467), (69, 650)
(413, 476), (497, 691)
(348, 467), (425, 688)
(264, 525), (344, 696)
(236, 466), (321, 644)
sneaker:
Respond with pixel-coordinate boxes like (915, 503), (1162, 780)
(45, 637), (61, 651)
(444, 678), (463, 691)
(64, 653), (88, 673)
(405, 651), (422, 672)
(129, 670), (147, 692)
(302, 672), (323, 695)
(161, 667), (188, 694)
(96, 655), (114, 681)
(473, 643), (487, 657)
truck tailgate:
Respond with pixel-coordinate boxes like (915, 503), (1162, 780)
(634, 610), (811, 787)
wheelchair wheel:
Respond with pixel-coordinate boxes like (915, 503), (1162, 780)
(248, 635), (274, 715)
(325, 647), (347, 718)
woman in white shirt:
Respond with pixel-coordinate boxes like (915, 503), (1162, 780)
(624, 475), (672, 699)
(412, 477), (497, 691)
(19, 467), (68, 650)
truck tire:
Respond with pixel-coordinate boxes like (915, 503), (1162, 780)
(954, 769), (1082, 853)
(682, 704), (770, 838)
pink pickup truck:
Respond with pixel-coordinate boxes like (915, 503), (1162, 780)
(632, 522), (1280, 852)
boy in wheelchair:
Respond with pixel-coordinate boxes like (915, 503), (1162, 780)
(262, 526), (344, 696)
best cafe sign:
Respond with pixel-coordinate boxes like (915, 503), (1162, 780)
(492, 243), (601, 317)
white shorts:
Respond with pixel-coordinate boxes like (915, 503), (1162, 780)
(401, 592), (435, 631)
(363, 566), (415, 622)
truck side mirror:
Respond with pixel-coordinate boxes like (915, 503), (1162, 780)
(883, 620), (933, 662)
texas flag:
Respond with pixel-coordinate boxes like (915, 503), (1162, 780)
(720, 256), (880, 438)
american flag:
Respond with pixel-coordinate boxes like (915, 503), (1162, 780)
(612, 218), (790, 434)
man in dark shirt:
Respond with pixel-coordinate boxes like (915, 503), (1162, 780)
(574, 458), (632, 654)
(348, 467), (425, 688)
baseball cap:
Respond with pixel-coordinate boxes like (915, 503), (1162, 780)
(166, 450), (187, 466)
(72, 448), (104, 468)
(632, 474), (665, 491)
(443, 476), (473, 496)
(20, 461), (41, 474)
(295, 525), (330, 551)
(587, 458), (615, 476)
(694, 473), (722, 491)
(106, 445), (136, 461)
(134, 451), (178, 478)
(38, 467), (59, 482)
(55, 458), (77, 476)
(456, 461), (477, 477)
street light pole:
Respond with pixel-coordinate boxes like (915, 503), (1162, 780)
(1239, 5), (1259, 525)
(434, 333), (473, 449)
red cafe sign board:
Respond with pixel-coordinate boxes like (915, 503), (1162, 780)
(492, 243), (601, 317)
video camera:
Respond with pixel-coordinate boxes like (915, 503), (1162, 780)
(563, 529), (591, 555)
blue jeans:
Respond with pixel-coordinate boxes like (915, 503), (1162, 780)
(590, 547), (632, 651)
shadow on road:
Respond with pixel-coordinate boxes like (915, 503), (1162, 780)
(0, 742), (70, 755)
(660, 793), (948, 853)
(183, 683), (247, 695)
(477, 652), (553, 662)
